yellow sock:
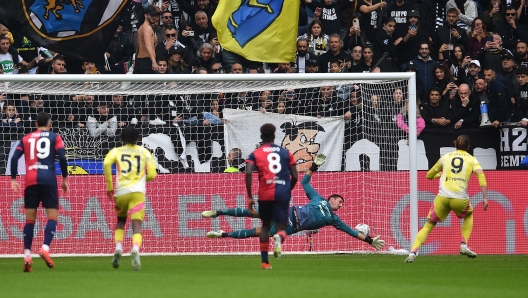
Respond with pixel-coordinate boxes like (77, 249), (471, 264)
(132, 233), (142, 248)
(115, 229), (124, 244)
(461, 213), (473, 244)
(411, 222), (435, 253)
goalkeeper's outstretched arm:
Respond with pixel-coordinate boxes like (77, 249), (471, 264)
(302, 154), (327, 200)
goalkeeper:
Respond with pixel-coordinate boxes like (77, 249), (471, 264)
(203, 154), (385, 250)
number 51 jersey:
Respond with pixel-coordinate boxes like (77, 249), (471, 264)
(103, 144), (157, 196)
(246, 143), (296, 202)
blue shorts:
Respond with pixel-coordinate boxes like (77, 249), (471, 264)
(258, 200), (290, 226)
(24, 185), (58, 209)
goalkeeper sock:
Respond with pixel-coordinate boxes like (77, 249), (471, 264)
(23, 220), (35, 251)
(411, 222), (435, 253)
(217, 208), (252, 217)
(132, 233), (142, 251)
(276, 230), (286, 243)
(228, 228), (257, 239)
(260, 242), (269, 264)
(43, 219), (57, 247)
(461, 213), (473, 244)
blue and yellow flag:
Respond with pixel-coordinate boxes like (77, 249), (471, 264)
(212, 0), (300, 63)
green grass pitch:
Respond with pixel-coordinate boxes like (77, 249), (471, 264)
(1, 254), (527, 298)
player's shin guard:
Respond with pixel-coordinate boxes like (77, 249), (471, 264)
(115, 228), (124, 250)
(218, 208), (252, 217)
(228, 228), (257, 239)
(43, 219), (57, 247)
(23, 220), (35, 250)
(260, 242), (269, 264)
(411, 222), (435, 253)
(132, 233), (142, 249)
(461, 213), (473, 244)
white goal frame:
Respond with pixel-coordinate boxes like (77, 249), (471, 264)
(0, 73), (418, 255)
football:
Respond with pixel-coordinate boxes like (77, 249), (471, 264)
(355, 223), (370, 237)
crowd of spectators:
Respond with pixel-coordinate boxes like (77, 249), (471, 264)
(2, 0), (528, 164)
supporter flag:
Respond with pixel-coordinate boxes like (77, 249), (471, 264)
(0, 0), (127, 61)
(212, 0), (299, 63)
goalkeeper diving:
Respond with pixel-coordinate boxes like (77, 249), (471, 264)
(203, 154), (385, 250)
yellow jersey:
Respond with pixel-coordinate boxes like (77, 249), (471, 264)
(427, 149), (482, 199)
(103, 144), (157, 196)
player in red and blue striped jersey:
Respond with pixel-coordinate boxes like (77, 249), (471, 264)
(10, 112), (69, 272)
(246, 123), (298, 269)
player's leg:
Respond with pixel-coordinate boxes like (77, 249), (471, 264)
(39, 185), (59, 269)
(112, 216), (126, 269)
(451, 199), (477, 258)
(406, 196), (450, 263)
(202, 208), (258, 218)
(112, 194), (130, 269)
(207, 227), (261, 238)
(271, 199), (289, 258)
(22, 186), (39, 272)
(258, 201), (273, 269)
(128, 193), (146, 271)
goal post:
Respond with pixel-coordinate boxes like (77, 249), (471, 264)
(0, 73), (418, 256)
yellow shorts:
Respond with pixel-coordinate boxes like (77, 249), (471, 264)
(427, 195), (473, 223)
(114, 192), (145, 221)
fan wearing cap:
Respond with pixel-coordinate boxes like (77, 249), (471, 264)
(501, 52), (519, 104)
(305, 55), (320, 73)
(465, 60), (481, 90)
(396, 9), (429, 71)
(134, 5), (159, 74)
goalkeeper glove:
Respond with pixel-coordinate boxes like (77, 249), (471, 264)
(364, 235), (385, 250)
(309, 154), (327, 172)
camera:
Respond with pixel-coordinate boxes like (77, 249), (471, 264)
(187, 31), (194, 37)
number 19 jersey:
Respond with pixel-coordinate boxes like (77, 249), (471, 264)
(103, 144), (157, 196)
(246, 143), (296, 201)
(16, 130), (66, 187)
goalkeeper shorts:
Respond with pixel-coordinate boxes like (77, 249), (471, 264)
(428, 195), (473, 223)
(114, 192), (145, 221)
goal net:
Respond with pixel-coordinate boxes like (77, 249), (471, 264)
(0, 73), (417, 256)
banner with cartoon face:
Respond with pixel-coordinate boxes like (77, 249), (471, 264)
(223, 108), (345, 171)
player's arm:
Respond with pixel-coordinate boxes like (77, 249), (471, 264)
(145, 150), (157, 182)
(302, 154), (326, 199)
(245, 161), (257, 215)
(426, 158), (443, 180)
(103, 149), (116, 197)
(10, 143), (24, 192)
(56, 136), (69, 194)
(475, 168), (488, 211)
(333, 219), (385, 250)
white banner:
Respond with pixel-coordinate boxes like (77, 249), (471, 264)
(223, 109), (345, 171)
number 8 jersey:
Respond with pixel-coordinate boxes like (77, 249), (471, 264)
(431, 149), (483, 199)
(14, 130), (66, 187)
(103, 144), (157, 196)
(246, 143), (296, 201)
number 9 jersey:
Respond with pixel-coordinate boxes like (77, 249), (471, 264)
(103, 145), (157, 196)
(246, 143), (296, 202)
(430, 149), (483, 199)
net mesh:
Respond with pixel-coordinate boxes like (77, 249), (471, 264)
(0, 75), (416, 255)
